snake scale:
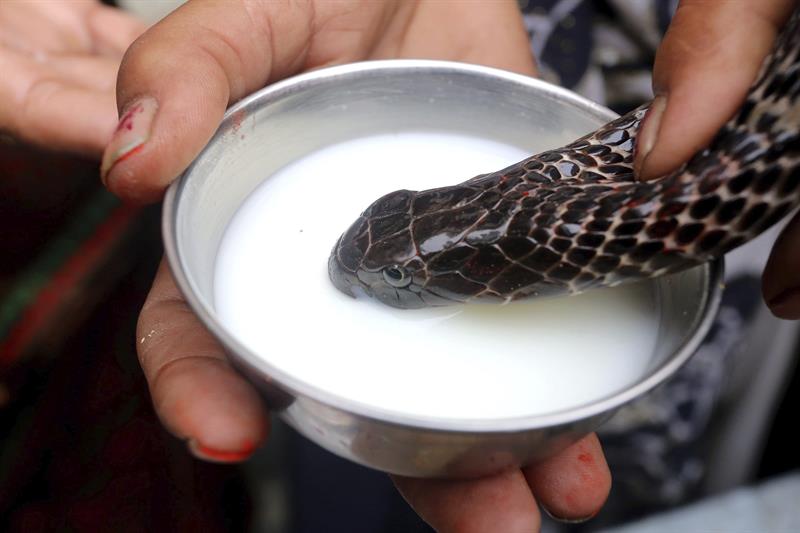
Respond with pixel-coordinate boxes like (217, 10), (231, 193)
(329, 7), (800, 309)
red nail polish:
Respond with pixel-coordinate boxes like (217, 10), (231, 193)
(187, 439), (256, 463)
(101, 96), (158, 185)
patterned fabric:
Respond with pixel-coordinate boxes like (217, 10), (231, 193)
(521, 0), (677, 111)
(595, 276), (762, 526)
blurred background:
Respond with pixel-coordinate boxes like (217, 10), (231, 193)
(1, 0), (798, 531)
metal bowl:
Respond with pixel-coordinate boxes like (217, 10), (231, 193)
(163, 60), (723, 479)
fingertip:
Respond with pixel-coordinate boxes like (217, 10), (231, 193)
(638, 80), (747, 180)
(105, 40), (230, 201)
(101, 94), (184, 203)
(188, 438), (259, 463)
(138, 266), (269, 461)
(105, 1), (268, 202)
(763, 211), (800, 320)
(524, 433), (611, 522)
(152, 356), (270, 463)
(765, 287), (800, 320)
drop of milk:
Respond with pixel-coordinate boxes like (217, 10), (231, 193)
(214, 132), (658, 420)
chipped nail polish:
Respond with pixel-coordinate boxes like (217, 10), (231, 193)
(101, 96), (158, 185)
(187, 439), (256, 463)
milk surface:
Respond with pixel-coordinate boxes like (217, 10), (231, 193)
(214, 132), (659, 420)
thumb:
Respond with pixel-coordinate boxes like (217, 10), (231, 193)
(634, 0), (795, 181)
(100, 1), (317, 202)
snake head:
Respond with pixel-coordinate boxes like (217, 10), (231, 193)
(329, 189), (436, 309)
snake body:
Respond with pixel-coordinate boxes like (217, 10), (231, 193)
(329, 8), (800, 309)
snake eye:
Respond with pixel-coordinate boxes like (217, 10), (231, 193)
(382, 265), (412, 288)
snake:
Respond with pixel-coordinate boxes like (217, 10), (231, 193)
(328, 7), (800, 309)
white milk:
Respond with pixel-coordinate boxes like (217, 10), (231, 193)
(214, 132), (659, 420)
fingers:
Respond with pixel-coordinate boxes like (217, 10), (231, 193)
(138, 260), (268, 462)
(40, 54), (119, 91)
(523, 433), (611, 522)
(0, 0), (142, 58)
(101, 0), (318, 202)
(393, 469), (540, 533)
(635, 0), (795, 180)
(0, 1), (86, 54)
(16, 82), (116, 156)
(0, 47), (118, 156)
(0, 0), (139, 156)
(763, 211), (800, 319)
(394, 433), (610, 531)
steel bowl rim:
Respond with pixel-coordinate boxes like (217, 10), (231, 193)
(163, 59), (724, 433)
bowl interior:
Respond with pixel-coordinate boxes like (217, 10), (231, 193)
(166, 60), (721, 431)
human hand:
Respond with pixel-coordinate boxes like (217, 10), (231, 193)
(141, 261), (611, 530)
(0, 0), (144, 156)
(121, 1), (610, 530)
(630, 0), (799, 320)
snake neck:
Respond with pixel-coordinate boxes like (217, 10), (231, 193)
(330, 7), (800, 307)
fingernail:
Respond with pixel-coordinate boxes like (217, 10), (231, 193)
(766, 286), (800, 320)
(541, 505), (598, 524)
(633, 95), (667, 181)
(187, 438), (256, 463)
(101, 96), (157, 186)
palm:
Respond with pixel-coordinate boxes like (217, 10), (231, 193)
(0, 0), (143, 156)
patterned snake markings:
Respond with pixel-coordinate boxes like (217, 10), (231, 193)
(329, 8), (800, 309)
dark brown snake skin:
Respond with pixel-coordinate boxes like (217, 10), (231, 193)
(329, 8), (800, 309)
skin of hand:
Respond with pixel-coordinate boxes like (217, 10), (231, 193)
(111, 1), (611, 531)
(0, 0), (145, 156)
(631, 0), (799, 320)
